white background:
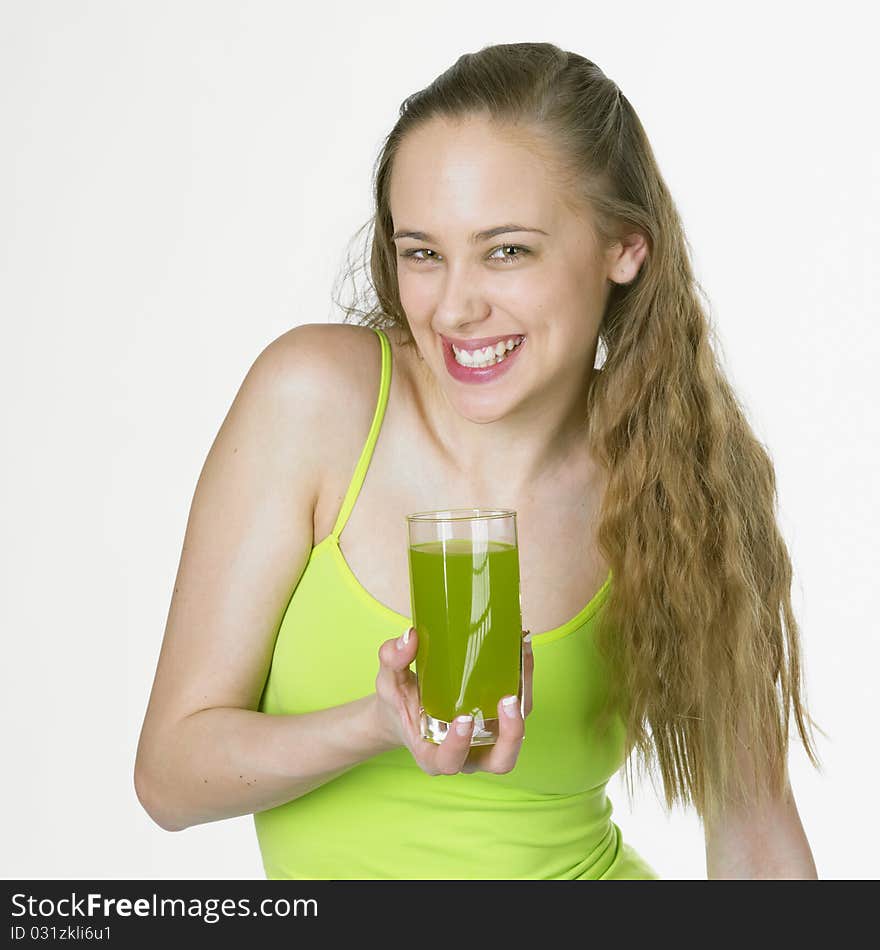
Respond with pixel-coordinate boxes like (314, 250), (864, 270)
(2, 0), (877, 880)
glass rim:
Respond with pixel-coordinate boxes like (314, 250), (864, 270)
(405, 507), (516, 523)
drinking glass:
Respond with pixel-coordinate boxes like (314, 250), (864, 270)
(406, 508), (525, 746)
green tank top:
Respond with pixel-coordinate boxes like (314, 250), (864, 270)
(254, 326), (659, 880)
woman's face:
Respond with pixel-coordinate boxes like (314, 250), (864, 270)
(389, 115), (621, 424)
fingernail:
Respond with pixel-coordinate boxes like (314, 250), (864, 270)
(502, 695), (519, 718)
(455, 715), (473, 736)
(397, 627), (412, 650)
(523, 630), (532, 646)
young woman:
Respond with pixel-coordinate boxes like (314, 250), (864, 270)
(135, 42), (823, 879)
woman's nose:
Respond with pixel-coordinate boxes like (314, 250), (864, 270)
(428, 264), (494, 330)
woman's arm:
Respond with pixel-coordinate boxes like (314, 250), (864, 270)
(702, 709), (818, 879)
(134, 324), (393, 832)
(137, 697), (393, 833)
(703, 774), (818, 879)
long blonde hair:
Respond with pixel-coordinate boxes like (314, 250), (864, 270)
(333, 41), (825, 822)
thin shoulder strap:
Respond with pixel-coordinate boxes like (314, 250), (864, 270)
(330, 326), (392, 540)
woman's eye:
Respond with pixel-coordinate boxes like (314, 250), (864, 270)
(398, 248), (438, 263)
(489, 244), (529, 264)
(398, 245), (530, 265)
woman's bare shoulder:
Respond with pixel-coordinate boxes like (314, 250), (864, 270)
(258, 321), (388, 468)
(261, 321), (381, 396)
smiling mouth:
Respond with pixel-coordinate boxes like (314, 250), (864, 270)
(444, 334), (526, 368)
(439, 332), (528, 384)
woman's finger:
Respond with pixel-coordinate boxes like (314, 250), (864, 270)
(457, 631), (532, 774)
(377, 627), (418, 690)
(422, 713), (476, 775)
(522, 631), (534, 718)
(463, 692), (525, 775)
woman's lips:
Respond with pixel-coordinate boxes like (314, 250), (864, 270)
(441, 334), (527, 384)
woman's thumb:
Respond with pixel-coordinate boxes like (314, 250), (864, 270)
(380, 626), (418, 673)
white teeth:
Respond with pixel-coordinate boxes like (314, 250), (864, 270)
(451, 336), (523, 368)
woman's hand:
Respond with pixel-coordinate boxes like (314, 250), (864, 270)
(374, 627), (534, 776)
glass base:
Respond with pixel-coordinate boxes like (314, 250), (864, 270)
(419, 650), (526, 747)
(419, 698), (524, 747)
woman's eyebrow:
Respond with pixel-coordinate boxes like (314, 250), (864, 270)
(391, 224), (549, 243)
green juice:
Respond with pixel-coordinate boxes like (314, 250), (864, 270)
(408, 538), (522, 725)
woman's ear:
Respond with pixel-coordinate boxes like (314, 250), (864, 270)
(607, 230), (648, 285)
